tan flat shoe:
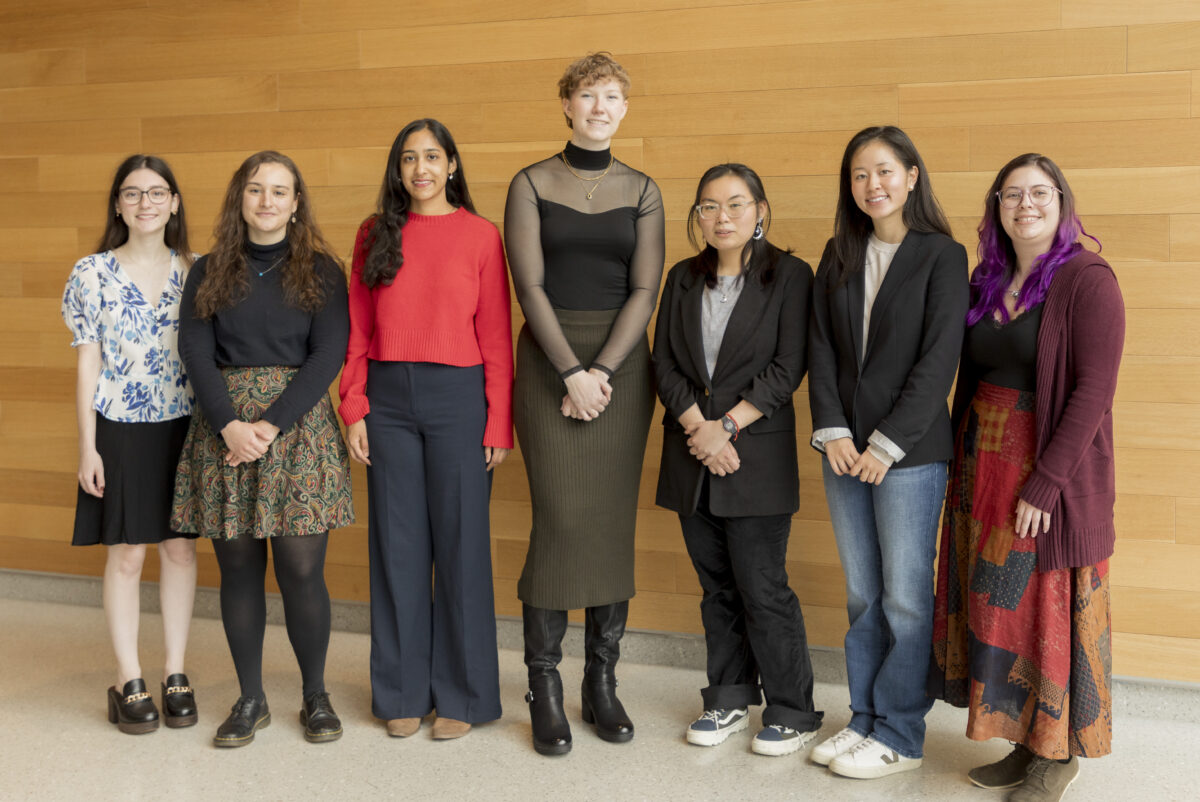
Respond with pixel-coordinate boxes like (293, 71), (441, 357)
(386, 717), (421, 737)
(431, 717), (471, 740)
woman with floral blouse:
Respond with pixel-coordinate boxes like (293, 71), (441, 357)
(62, 154), (199, 735)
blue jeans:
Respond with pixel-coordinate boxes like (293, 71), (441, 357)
(822, 459), (946, 758)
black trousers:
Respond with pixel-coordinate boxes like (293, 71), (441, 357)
(679, 481), (823, 732)
(364, 361), (501, 724)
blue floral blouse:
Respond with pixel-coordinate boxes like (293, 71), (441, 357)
(61, 251), (194, 423)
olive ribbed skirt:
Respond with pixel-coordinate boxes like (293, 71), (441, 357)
(514, 308), (654, 610)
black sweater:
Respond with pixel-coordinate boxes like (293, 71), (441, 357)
(179, 238), (349, 433)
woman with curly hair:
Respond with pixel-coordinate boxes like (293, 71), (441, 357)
(171, 151), (353, 748)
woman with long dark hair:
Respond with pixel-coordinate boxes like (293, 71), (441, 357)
(171, 151), (353, 747)
(339, 118), (513, 741)
(807, 126), (968, 778)
(504, 52), (664, 756)
(929, 154), (1122, 801)
(653, 164), (821, 756)
(62, 154), (198, 734)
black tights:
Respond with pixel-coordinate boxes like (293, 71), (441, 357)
(212, 532), (331, 699)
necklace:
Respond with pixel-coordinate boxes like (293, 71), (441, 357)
(257, 257), (284, 278)
(559, 151), (614, 201)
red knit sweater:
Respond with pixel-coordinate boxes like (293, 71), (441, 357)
(337, 209), (514, 448)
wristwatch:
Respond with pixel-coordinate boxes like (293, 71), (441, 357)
(721, 415), (738, 437)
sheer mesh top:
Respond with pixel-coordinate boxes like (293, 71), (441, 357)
(504, 143), (665, 375)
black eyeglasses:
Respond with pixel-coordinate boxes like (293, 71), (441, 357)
(118, 186), (172, 205)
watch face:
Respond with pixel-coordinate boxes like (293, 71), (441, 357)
(722, 416), (737, 434)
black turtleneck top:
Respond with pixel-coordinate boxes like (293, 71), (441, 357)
(504, 141), (665, 375)
(179, 238), (349, 433)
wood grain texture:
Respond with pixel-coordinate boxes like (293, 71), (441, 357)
(1, 0), (1198, 683)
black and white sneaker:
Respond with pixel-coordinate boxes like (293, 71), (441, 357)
(685, 708), (748, 746)
(751, 724), (818, 756)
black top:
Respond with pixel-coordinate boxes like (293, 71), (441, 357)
(504, 142), (665, 375)
(179, 238), (350, 433)
(964, 303), (1043, 391)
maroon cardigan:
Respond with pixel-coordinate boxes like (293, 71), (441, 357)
(952, 249), (1125, 571)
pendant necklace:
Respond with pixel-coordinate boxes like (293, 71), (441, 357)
(560, 151), (614, 201)
(257, 257), (285, 278)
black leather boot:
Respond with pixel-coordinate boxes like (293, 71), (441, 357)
(523, 604), (571, 756)
(213, 695), (270, 748)
(580, 601), (634, 743)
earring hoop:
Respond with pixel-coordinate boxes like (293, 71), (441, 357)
(752, 219), (764, 241)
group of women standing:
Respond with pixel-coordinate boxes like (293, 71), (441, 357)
(63, 49), (1121, 801)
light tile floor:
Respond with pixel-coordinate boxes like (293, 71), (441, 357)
(1, 597), (1193, 801)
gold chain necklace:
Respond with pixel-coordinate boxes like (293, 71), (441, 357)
(559, 151), (614, 201)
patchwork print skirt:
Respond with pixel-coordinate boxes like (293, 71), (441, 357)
(929, 381), (1112, 759)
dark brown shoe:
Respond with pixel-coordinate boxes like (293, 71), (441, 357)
(107, 679), (160, 735)
(161, 673), (198, 728)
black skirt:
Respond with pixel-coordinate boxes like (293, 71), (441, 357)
(72, 415), (195, 546)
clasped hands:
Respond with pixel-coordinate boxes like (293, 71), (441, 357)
(824, 437), (889, 486)
(685, 419), (740, 476)
(221, 419), (280, 467)
(561, 368), (612, 421)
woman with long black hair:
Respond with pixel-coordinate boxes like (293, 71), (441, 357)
(807, 125), (968, 778)
(339, 118), (513, 741)
(171, 150), (353, 747)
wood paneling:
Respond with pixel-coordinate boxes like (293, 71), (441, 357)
(2, 0), (1199, 684)
(899, 72), (1191, 128)
(0, 49), (85, 89)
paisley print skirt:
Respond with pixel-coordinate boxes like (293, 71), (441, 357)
(170, 366), (354, 540)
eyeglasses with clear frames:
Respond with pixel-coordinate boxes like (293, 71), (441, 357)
(695, 200), (757, 220)
(118, 187), (172, 205)
(997, 185), (1061, 209)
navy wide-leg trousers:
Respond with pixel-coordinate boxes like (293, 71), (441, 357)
(364, 360), (501, 723)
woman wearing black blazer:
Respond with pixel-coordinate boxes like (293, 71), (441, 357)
(807, 126), (968, 779)
(654, 164), (822, 757)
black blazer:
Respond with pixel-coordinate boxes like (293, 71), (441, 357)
(653, 251), (813, 518)
(807, 230), (968, 467)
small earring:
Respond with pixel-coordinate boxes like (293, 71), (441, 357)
(752, 219), (764, 241)
(449, 172), (456, 181)
(291, 213), (297, 223)
(908, 185), (914, 191)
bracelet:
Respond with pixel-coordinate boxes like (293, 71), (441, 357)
(559, 364), (585, 380)
(721, 413), (739, 441)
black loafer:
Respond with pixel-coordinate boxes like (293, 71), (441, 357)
(300, 691), (343, 743)
(107, 678), (159, 735)
(213, 696), (270, 748)
(162, 673), (198, 728)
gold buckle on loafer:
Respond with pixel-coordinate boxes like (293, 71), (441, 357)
(164, 685), (192, 695)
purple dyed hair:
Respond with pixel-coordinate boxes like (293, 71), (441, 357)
(967, 153), (1101, 326)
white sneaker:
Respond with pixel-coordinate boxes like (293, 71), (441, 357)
(810, 727), (866, 766)
(751, 724), (819, 756)
(685, 708), (748, 746)
(829, 735), (923, 779)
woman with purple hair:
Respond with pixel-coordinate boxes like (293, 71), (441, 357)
(929, 154), (1123, 802)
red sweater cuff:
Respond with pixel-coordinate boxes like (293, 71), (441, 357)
(482, 414), (513, 449)
(338, 395), (370, 426)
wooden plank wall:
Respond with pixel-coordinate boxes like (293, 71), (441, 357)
(2, 0), (1198, 682)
